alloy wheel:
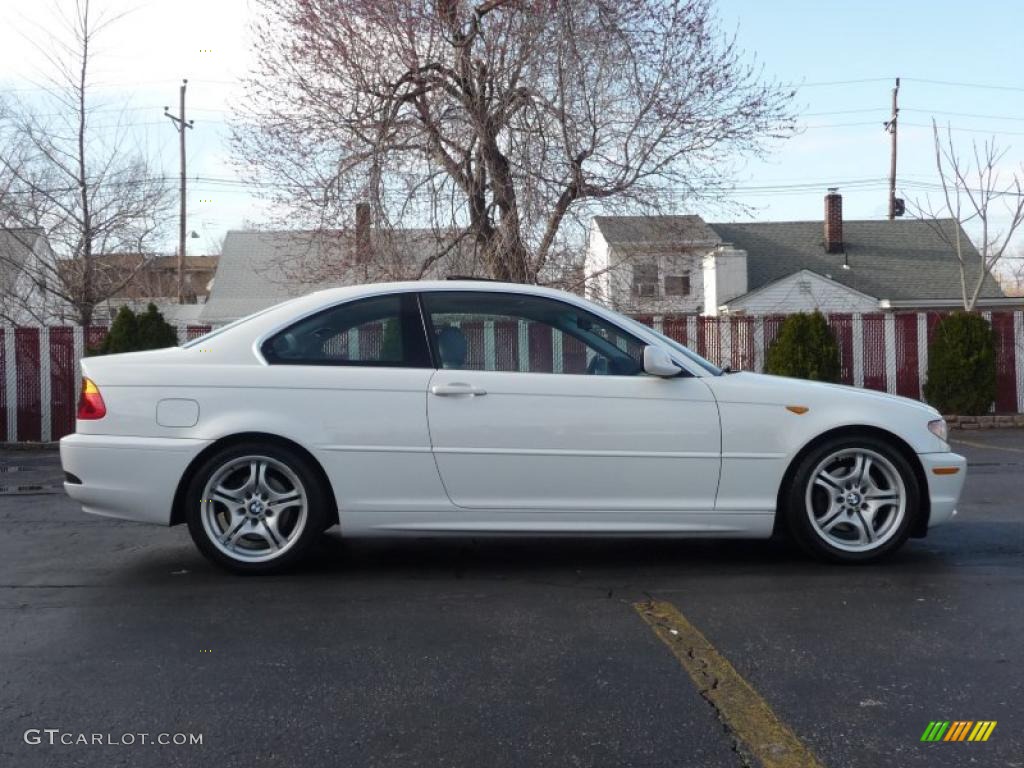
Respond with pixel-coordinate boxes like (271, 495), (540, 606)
(804, 448), (906, 553)
(200, 455), (309, 563)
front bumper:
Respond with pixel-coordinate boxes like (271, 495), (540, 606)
(919, 451), (967, 528)
(60, 433), (212, 525)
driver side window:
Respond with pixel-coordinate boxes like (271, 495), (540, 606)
(421, 291), (645, 375)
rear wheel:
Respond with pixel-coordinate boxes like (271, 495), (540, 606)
(185, 443), (328, 574)
(785, 435), (920, 563)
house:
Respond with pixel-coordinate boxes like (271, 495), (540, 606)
(0, 227), (60, 324)
(201, 207), (483, 324)
(586, 190), (1010, 315)
(1, 228), (218, 324)
(87, 254), (219, 323)
(48, 252), (218, 324)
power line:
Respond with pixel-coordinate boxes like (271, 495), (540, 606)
(803, 108), (886, 117)
(4, 171), (1022, 200)
(804, 107), (1024, 122)
(2, 73), (1022, 97)
(0, 78), (238, 94)
(785, 76), (1024, 93)
(0, 74), (921, 95)
(903, 108), (1024, 123)
(800, 120), (1024, 137)
(9, 103), (1022, 126)
(785, 77), (891, 88)
(0, 174), (899, 199)
(902, 122), (1024, 138)
(0, 105), (228, 121)
(902, 77), (1024, 93)
(803, 121), (885, 129)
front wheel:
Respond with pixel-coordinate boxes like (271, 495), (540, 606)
(784, 436), (921, 563)
(185, 443), (328, 574)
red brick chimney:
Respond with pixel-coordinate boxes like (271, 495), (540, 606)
(824, 188), (843, 253)
(355, 202), (371, 264)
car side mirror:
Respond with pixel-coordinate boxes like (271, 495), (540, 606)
(643, 345), (682, 377)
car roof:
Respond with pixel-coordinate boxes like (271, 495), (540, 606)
(255, 280), (597, 333)
(304, 280), (580, 302)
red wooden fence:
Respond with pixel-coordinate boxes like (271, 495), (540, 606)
(2, 312), (1022, 443)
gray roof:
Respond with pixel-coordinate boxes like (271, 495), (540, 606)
(593, 214), (1006, 301)
(201, 231), (332, 322)
(708, 219), (1005, 301)
(201, 228), (480, 323)
(593, 215), (721, 246)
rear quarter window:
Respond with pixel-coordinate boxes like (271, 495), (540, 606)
(261, 293), (431, 367)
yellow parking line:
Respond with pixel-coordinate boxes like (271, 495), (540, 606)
(634, 600), (824, 768)
(951, 437), (1024, 454)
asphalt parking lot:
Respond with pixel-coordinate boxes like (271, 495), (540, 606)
(1, 431), (1021, 768)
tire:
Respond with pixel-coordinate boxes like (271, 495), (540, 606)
(184, 442), (329, 574)
(784, 435), (921, 563)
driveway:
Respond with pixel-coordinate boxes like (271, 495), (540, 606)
(1, 430), (1021, 767)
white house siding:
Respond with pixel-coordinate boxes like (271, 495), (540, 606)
(600, 247), (708, 315)
(6, 236), (64, 325)
(702, 247), (748, 316)
(723, 270), (878, 315)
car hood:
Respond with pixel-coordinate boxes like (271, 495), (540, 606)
(703, 371), (941, 417)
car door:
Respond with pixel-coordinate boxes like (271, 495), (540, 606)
(257, 291), (451, 520)
(421, 291), (721, 512)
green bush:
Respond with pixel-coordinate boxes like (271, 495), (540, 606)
(923, 312), (996, 415)
(95, 303), (179, 355)
(764, 311), (841, 383)
(136, 303), (180, 350)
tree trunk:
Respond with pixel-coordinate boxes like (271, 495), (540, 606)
(77, 302), (95, 328)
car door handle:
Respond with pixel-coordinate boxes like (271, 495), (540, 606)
(430, 382), (487, 397)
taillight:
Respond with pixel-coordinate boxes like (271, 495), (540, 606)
(77, 377), (107, 420)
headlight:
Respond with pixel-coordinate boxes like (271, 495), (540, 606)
(928, 418), (948, 442)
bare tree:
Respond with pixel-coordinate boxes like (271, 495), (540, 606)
(233, 0), (794, 284)
(996, 245), (1024, 297)
(909, 121), (1024, 310)
(0, 0), (173, 326)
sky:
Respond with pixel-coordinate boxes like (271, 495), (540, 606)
(1, 0), (1022, 258)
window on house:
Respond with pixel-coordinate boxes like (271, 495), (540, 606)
(798, 280), (812, 295)
(664, 274), (691, 296)
(632, 264), (658, 298)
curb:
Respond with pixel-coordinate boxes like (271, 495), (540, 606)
(944, 415), (1024, 430)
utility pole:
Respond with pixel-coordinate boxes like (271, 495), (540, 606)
(884, 77), (901, 220)
(164, 79), (194, 303)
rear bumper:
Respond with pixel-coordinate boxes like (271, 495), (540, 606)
(919, 451), (967, 528)
(60, 433), (212, 525)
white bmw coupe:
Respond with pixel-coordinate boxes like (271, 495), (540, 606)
(60, 281), (965, 572)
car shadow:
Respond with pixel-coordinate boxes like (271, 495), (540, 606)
(100, 520), (1022, 588)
